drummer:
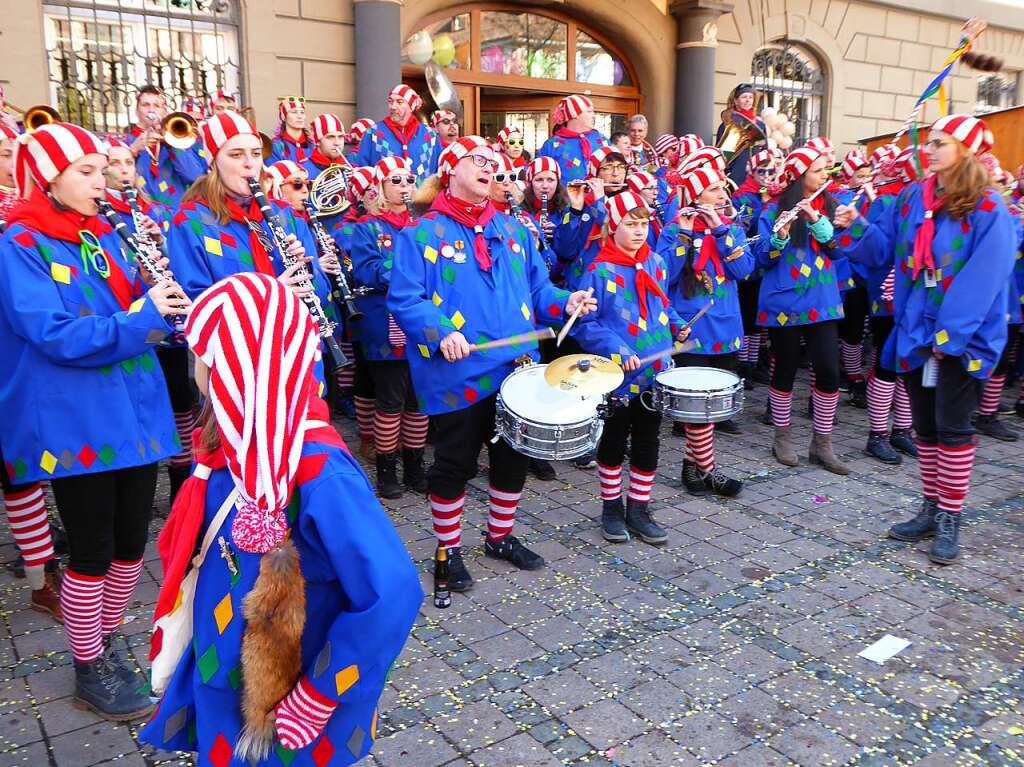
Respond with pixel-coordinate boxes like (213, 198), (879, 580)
(572, 192), (691, 546)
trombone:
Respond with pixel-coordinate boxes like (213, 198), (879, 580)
(160, 111), (199, 150)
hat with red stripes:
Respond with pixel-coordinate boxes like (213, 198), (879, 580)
(654, 133), (679, 156)
(432, 109), (457, 127)
(526, 156), (560, 182)
(264, 160), (306, 198)
(806, 136), (834, 155)
(0, 123), (18, 142)
(277, 96), (305, 119)
(870, 143), (900, 167)
(13, 122), (108, 196)
(180, 96), (206, 118)
(201, 111), (257, 159)
(626, 171), (657, 195)
(348, 166), (376, 198)
(389, 84), (423, 113)
(895, 145), (928, 184)
(780, 146), (822, 186)
(606, 190), (652, 232)
(493, 153), (517, 174)
(497, 125), (523, 145)
(373, 156), (412, 183)
(587, 145), (625, 178)
(348, 118), (375, 143)
(931, 113), (994, 155)
(678, 134), (706, 160)
(553, 94), (593, 124)
(680, 165), (726, 205)
(679, 146), (725, 176)
(310, 114), (345, 144)
(438, 135), (490, 185)
(747, 148), (774, 172)
(840, 150), (869, 181)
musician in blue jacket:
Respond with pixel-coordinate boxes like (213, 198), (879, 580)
(0, 122), (189, 720)
(353, 85), (441, 184)
(537, 95), (607, 184)
(388, 136), (595, 593)
(837, 114), (1017, 565)
(268, 96), (315, 165)
(303, 113), (352, 183)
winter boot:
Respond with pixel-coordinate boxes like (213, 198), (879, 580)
(445, 546), (473, 591)
(73, 657), (154, 721)
(402, 448), (428, 494)
(681, 460), (706, 496)
(889, 428), (918, 457)
(865, 432), (902, 465)
(808, 431), (850, 475)
(600, 498), (629, 542)
(975, 413), (1018, 442)
(375, 452), (403, 499)
(701, 467), (743, 497)
(30, 561), (62, 622)
(928, 511), (962, 564)
(772, 426), (799, 467)
(625, 498), (667, 545)
(484, 534), (545, 570)
(888, 498), (939, 542)
(848, 379), (868, 409)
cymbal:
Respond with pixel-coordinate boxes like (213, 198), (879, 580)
(544, 354), (624, 396)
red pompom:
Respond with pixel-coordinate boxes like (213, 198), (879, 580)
(231, 500), (289, 554)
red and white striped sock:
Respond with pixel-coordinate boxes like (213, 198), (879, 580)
(917, 441), (939, 500)
(841, 340), (864, 381)
(401, 412), (429, 451)
(978, 374), (1006, 416)
(354, 396), (376, 444)
(169, 410), (195, 468)
(598, 462), (622, 500)
(866, 374), (895, 434)
(335, 342), (355, 388)
(893, 379), (914, 430)
(101, 558), (143, 635)
(373, 410), (402, 455)
(61, 570), (104, 663)
(740, 334), (761, 363)
(936, 443), (975, 515)
(769, 387), (793, 428)
(685, 424), (715, 472)
(430, 493), (463, 547)
(5, 484), (53, 572)
(486, 486), (520, 542)
(811, 388), (839, 434)
(627, 466), (655, 503)
(274, 675), (337, 750)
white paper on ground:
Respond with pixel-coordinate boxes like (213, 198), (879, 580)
(858, 634), (911, 664)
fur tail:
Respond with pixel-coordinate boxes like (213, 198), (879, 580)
(235, 712), (276, 763)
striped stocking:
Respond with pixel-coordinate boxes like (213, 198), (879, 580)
(685, 424), (714, 472)
(486, 487), (520, 542)
(811, 388), (839, 434)
(4, 484), (53, 589)
(354, 396), (376, 445)
(893, 379), (914, 430)
(102, 558), (143, 635)
(936, 443), (975, 516)
(61, 570), (104, 663)
(841, 341), (864, 381)
(335, 341), (355, 388)
(978, 374), (1005, 416)
(430, 493), (463, 547)
(769, 387), (793, 428)
(401, 412), (429, 450)
(917, 441), (939, 501)
(598, 463), (622, 501)
(373, 410), (401, 455)
(169, 410), (195, 468)
(866, 374), (895, 434)
(627, 466), (655, 503)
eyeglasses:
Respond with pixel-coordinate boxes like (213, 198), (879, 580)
(754, 167), (776, 176)
(493, 172), (518, 183)
(924, 138), (953, 150)
(283, 96), (306, 103)
(464, 154), (499, 171)
(437, 118), (456, 126)
(388, 174), (416, 186)
(503, 139), (524, 147)
(602, 163), (628, 173)
(288, 180), (311, 190)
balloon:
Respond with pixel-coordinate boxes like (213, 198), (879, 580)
(482, 45), (504, 73)
(760, 107), (778, 123)
(779, 135), (793, 150)
(433, 34), (456, 67)
(406, 31), (433, 65)
(613, 60), (624, 86)
(782, 121), (796, 137)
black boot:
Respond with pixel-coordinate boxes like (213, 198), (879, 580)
(600, 498), (629, 542)
(928, 511), (962, 564)
(975, 413), (1019, 442)
(375, 452), (403, 499)
(701, 466), (743, 497)
(73, 657), (154, 721)
(889, 428), (918, 457)
(737, 361), (755, 391)
(715, 419), (740, 435)
(625, 498), (667, 545)
(848, 379), (868, 409)
(168, 464), (190, 506)
(865, 432), (902, 465)
(102, 633), (148, 690)
(484, 534), (545, 570)
(445, 546), (473, 591)
(402, 448), (428, 494)
(888, 498), (939, 542)
(528, 458), (557, 482)
(681, 460), (706, 496)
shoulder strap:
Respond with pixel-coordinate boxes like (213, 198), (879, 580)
(191, 467), (239, 568)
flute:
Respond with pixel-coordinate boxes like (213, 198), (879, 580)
(246, 177), (348, 371)
(302, 198), (363, 323)
(678, 203), (732, 218)
(771, 183), (830, 234)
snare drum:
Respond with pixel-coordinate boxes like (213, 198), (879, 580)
(495, 364), (604, 460)
(650, 367), (744, 424)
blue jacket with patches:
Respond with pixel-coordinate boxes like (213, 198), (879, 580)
(129, 128), (208, 208)
(537, 130), (607, 184)
(268, 133), (316, 166)
(353, 122), (441, 184)
(349, 215), (415, 361)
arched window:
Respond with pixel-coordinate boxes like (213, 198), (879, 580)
(751, 43), (826, 146)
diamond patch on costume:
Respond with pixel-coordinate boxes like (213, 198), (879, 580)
(432, 291), (443, 306)
(58, 449), (75, 470)
(39, 451), (58, 474)
(127, 298), (146, 315)
(814, 256), (824, 270)
(50, 262), (71, 284)
(418, 344), (430, 358)
(213, 594), (233, 634)
(424, 245), (438, 263)
(638, 317), (647, 331)
(968, 358), (982, 372)
(335, 664), (360, 696)
(606, 280), (617, 294)
(520, 302), (531, 321)
(776, 312), (788, 325)
(347, 726), (366, 758)
(450, 310), (465, 330)
(799, 264), (811, 277)
(935, 329), (949, 346)
(314, 642), (332, 677)
(204, 237), (223, 257)
(658, 311), (669, 326)
(197, 644), (220, 683)
(208, 734), (232, 767)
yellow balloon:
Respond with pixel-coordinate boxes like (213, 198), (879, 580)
(433, 34), (456, 67)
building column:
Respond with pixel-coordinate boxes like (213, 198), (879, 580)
(670, 0), (734, 143)
(354, 0), (402, 119)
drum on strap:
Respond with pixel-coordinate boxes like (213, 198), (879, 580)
(647, 366), (744, 423)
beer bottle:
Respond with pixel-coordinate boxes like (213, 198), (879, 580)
(433, 544), (451, 609)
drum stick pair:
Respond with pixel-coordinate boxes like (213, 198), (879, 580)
(626, 300), (714, 369)
(468, 327), (555, 352)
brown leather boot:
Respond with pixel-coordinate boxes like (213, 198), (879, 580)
(772, 426), (799, 467)
(358, 439), (376, 462)
(809, 431), (850, 475)
(31, 566), (62, 622)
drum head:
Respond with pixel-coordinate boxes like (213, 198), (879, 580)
(501, 365), (601, 424)
(657, 366), (740, 391)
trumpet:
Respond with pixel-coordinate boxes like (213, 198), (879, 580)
(303, 196), (363, 323)
(6, 103), (60, 132)
(309, 164), (352, 216)
(161, 111), (199, 150)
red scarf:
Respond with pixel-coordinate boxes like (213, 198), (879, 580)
(736, 174), (761, 197)
(691, 217), (724, 280)
(593, 240), (669, 320)
(511, 155), (527, 168)
(309, 148), (348, 170)
(912, 175), (943, 280)
(492, 199), (511, 215)
(429, 191), (497, 271)
(555, 127), (595, 162)
(6, 191), (135, 310)
(374, 207), (413, 231)
(151, 398), (344, 660)
(382, 117), (420, 158)
(280, 130), (311, 162)
(735, 108), (757, 122)
(804, 191), (830, 255)
(197, 195), (275, 276)
(104, 189), (153, 216)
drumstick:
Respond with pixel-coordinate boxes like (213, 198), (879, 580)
(468, 327), (555, 352)
(622, 301), (713, 369)
(556, 287), (594, 347)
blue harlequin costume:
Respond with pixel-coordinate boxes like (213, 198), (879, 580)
(537, 129), (606, 184)
(349, 213), (413, 361)
(553, 200), (607, 290)
(269, 132), (316, 166)
(353, 120), (441, 184)
(127, 127), (208, 207)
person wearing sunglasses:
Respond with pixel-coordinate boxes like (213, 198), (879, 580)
(269, 96), (315, 165)
(388, 136), (596, 592)
(497, 125), (528, 168)
(265, 159), (313, 215)
(432, 109), (460, 148)
(0, 123), (190, 720)
(347, 157), (428, 499)
(487, 154), (526, 217)
(353, 84), (442, 184)
(538, 95), (606, 184)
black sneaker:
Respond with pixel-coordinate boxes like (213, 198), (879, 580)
(402, 448), (428, 494)
(848, 379), (868, 409)
(681, 460), (706, 496)
(889, 429), (918, 457)
(865, 432), (902, 465)
(625, 498), (667, 545)
(701, 467), (743, 497)
(375, 452), (404, 499)
(889, 498), (939, 542)
(672, 421), (687, 436)
(928, 511), (961, 564)
(73, 657), (154, 721)
(975, 414), (1019, 442)
(1015, 400), (1024, 419)
(715, 419), (740, 435)
(484, 534), (545, 570)
(528, 458), (557, 482)
(600, 498), (629, 542)
(572, 451), (597, 470)
(445, 546), (474, 591)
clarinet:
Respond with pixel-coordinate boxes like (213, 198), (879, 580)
(539, 192), (551, 248)
(302, 198), (364, 323)
(246, 177), (348, 371)
(401, 190), (417, 222)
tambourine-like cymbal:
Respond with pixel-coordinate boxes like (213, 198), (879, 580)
(544, 354), (625, 396)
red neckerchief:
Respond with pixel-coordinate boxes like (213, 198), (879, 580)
(196, 195), (275, 276)
(736, 174), (761, 197)
(7, 191), (136, 310)
(429, 191), (498, 271)
(735, 108), (757, 122)
(826, 179), (843, 194)
(373, 207), (412, 231)
(0, 186), (19, 223)
(439, 137), (453, 149)
(104, 189), (153, 215)
(912, 175), (943, 280)
(555, 127), (595, 162)
(280, 130), (312, 162)
(309, 147), (349, 170)
(382, 117), (420, 158)
(593, 240), (669, 320)
(151, 397), (345, 660)
(806, 192), (830, 254)
(876, 179), (902, 198)
(691, 217), (724, 280)
(510, 155), (527, 168)
(492, 199), (511, 214)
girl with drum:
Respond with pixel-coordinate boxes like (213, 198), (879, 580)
(838, 114), (1017, 564)
(573, 192), (691, 545)
(349, 157), (428, 498)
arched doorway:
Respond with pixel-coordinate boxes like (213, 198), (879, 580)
(402, 5), (642, 155)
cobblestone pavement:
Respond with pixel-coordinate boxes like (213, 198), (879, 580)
(2, 375), (1023, 767)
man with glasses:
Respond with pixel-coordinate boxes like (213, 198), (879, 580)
(497, 125), (528, 168)
(388, 136), (596, 592)
(625, 114), (657, 171)
(269, 96), (315, 164)
(354, 84), (442, 184)
(538, 95), (606, 184)
(432, 109), (460, 148)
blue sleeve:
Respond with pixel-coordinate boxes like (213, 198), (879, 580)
(169, 145), (206, 187)
(387, 227), (452, 355)
(718, 225), (755, 282)
(353, 132), (374, 168)
(427, 133), (442, 175)
(0, 234), (172, 367)
(755, 210), (782, 271)
(350, 222), (389, 291)
(571, 269), (631, 358)
(165, 215), (214, 301)
(551, 209), (588, 263)
(268, 140), (287, 165)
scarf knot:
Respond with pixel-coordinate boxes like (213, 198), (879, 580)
(912, 176), (943, 280)
(593, 241), (669, 320)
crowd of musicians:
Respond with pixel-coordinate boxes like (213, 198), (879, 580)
(0, 77), (1020, 765)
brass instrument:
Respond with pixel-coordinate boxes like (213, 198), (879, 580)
(309, 164), (352, 216)
(716, 108), (767, 171)
(161, 111), (199, 150)
(425, 61), (463, 120)
(6, 104), (61, 132)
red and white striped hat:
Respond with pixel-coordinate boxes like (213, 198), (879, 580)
(438, 135), (490, 185)
(587, 145), (624, 178)
(374, 156), (412, 183)
(931, 114), (994, 155)
(553, 94), (593, 124)
(432, 109), (457, 126)
(310, 114), (345, 144)
(678, 134), (705, 160)
(201, 111), (257, 159)
(870, 143), (901, 167)
(769, 144), (786, 162)
(13, 122), (108, 196)
(389, 84), (423, 113)
(680, 165), (726, 205)
(780, 146), (822, 186)
(627, 171), (657, 195)
(840, 150), (869, 181)
(348, 166), (376, 198)
(0, 123), (18, 142)
(185, 272), (320, 553)
(896, 145), (928, 185)
(277, 96), (305, 119)
(747, 148), (774, 172)
(348, 118), (375, 143)
(606, 190), (651, 232)
(493, 153), (517, 174)
(654, 133), (679, 156)
(264, 160), (307, 199)
(526, 156), (560, 182)
(806, 136), (834, 155)
(679, 146), (726, 176)
(497, 125), (523, 145)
